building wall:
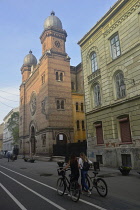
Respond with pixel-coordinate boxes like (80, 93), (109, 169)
(0, 123), (4, 151)
(3, 107), (19, 152)
(72, 93), (86, 142)
(78, 0), (140, 168)
(70, 64), (86, 143)
(19, 14), (86, 156)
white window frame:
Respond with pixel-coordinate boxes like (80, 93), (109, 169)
(110, 34), (121, 59)
(115, 72), (126, 99)
(94, 84), (101, 106)
(91, 52), (98, 72)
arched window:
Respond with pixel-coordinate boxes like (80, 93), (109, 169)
(57, 100), (60, 109)
(60, 73), (63, 81)
(115, 72), (126, 99)
(56, 72), (59, 80)
(91, 52), (98, 72)
(94, 84), (101, 106)
(61, 100), (64, 109)
(77, 120), (80, 130)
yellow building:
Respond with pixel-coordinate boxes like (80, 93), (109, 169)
(78, 0), (140, 168)
(71, 64), (86, 143)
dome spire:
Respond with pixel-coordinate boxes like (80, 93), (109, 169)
(29, 50), (32, 54)
(51, 11), (55, 16)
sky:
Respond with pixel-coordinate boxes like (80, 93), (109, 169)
(0, 0), (117, 124)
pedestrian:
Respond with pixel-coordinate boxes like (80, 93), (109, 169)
(7, 152), (11, 162)
(62, 153), (80, 182)
(78, 152), (91, 196)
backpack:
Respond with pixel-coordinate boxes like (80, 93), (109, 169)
(83, 161), (90, 171)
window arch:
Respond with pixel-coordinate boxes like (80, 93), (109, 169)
(94, 84), (101, 106)
(115, 72), (126, 99)
(91, 52), (98, 72)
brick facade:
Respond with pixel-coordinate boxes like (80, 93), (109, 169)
(19, 13), (86, 156)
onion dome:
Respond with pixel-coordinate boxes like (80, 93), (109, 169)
(23, 50), (37, 66)
(44, 11), (62, 30)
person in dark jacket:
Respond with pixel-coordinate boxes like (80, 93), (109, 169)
(62, 153), (80, 182)
(7, 152), (11, 162)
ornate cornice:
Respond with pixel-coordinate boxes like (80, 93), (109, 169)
(40, 28), (67, 43)
(86, 94), (140, 116)
(103, 0), (140, 37)
(87, 69), (101, 84)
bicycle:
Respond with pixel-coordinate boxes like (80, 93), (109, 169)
(57, 168), (81, 202)
(85, 171), (108, 197)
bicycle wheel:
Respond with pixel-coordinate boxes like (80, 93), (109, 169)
(96, 178), (108, 197)
(70, 181), (80, 202)
(57, 178), (66, 196)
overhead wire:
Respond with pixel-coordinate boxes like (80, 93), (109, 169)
(0, 96), (19, 102)
(0, 89), (19, 96)
(0, 100), (15, 108)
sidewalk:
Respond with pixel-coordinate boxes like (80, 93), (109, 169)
(11, 156), (140, 178)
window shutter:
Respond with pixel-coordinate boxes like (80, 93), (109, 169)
(119, 118), (132, 143)
(95, 124), (104, 144)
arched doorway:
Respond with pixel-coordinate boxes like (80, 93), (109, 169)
(30, 126), (36, 155)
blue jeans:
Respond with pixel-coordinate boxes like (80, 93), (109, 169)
(81, 169), (89, 191)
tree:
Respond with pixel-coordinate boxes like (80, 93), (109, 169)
(7, 112), (19, 146)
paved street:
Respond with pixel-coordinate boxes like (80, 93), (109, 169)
(0, 157), (140, 210)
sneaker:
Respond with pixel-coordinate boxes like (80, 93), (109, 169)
(87, 190), (91, 196)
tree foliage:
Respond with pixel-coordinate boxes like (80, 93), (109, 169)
(7, 112), (19, 145)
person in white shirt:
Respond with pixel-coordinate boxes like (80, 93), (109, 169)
(78, 152), (91, 196)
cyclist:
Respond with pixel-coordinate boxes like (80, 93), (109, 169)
(62, 153), (80, 182)
(79, 152), (91, 196)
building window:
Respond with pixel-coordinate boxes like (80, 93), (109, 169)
(121, 154), (131, 167)
(95, 122), (104, 144)
(41, 74), (45, 84)
(110, 34), (121, 59)
(81, 103), (84, 112)
(119, 117), (132, 143)
(76, 102), (79, 111)
(82, 120), (85, 130)
(55, 71), (64, 81)
(71, 82), (75, 91)
(94, 84), (101, 106)
(91, 52), (98, 72)
(60, 73), (63, 81)
(61, 100), (64, 109)
(77, 120), (80, 130)
(42, 134), (46, 146)
(115, 72), (126, 99)
(57, 100), (60, 109)
(56, 99), (65, 110)
(56, 72), (59, 80)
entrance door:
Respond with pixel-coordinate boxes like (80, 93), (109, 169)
(31, 127), (36, 155)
